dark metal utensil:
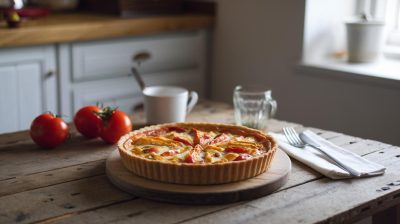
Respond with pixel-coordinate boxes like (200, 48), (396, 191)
(131, 67), (146, 91)
(131, 51), (151, 91)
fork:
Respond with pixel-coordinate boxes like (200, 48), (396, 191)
(283, 127), (362, 177)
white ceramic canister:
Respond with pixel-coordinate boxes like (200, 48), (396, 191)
(346, 20), (385, 63)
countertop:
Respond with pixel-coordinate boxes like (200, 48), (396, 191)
(0, 101), (399, 224)
(0, 13), (214, 48)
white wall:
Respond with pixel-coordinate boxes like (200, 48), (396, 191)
(211, 0), (305, 102)
(303, 0), (356, 61)
(210, 0), (400, 146)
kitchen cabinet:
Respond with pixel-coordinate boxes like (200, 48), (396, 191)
(0, 46), (57, 133)
(59, 31), (207, 121)
(0, 30), (207, 132)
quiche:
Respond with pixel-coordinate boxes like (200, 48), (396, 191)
(118, 123), (277, 185)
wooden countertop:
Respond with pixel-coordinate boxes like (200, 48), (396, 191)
(0, 101), (399, 224)
(0, 13), (214, 48)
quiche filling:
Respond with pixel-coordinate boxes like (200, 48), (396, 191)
(123, 125), (271, 164)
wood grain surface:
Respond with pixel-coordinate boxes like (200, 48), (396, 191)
(0, 101), (399, 224)
(0, 13), (214, 48)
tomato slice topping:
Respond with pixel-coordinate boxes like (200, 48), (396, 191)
(210, 133), (230, 145)
(184, 145), (204, 163)
(185, 154), (194, 163)
(142, 128), (168, 136)
(192, 128), (212, 145)
(234, 154), (251, 161)
(143, 147), (158, 153)
(168, 126), (187, 133)
(161, 150), (178, 156)
(173, 137), (192, 146)
(192, 129), (201, 145)
(225, 147), (248, 153)
(234, 136), (246, 141)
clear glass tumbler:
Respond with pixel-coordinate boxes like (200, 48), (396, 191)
(233, 85), (277, 131)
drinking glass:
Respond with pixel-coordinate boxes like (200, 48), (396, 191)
(233, 85), (277, 130)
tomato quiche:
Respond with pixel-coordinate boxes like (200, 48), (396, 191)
(118, 123), (277, 185)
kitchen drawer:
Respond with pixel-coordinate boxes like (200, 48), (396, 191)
(72, 78), (142, 115)
(71, 68), (203, 115)
(144, 69), (204, 95)
(71, 33), (201, 82)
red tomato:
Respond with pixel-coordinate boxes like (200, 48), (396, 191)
(99, 109), (132, 144)
(74, 105), (102, 138)
(30, 113), (69, 149)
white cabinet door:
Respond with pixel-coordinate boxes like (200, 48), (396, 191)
(0, 63), (43, 133)
(0, 46), (57, 134)
(0, 66), (19, 133)
(16, 63), (43, 130)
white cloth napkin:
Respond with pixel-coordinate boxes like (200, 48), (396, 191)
(270, 130), (385, 179)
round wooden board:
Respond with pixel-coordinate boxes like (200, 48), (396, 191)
(106, 149), (291, 205)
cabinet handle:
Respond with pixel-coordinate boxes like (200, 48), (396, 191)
(132, 51), (151, 66)
(45, 70), (56, 79)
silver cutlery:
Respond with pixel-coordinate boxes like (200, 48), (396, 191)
(283, 127), (362, 177)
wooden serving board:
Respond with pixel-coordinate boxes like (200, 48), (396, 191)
(106, 149), (291, 205)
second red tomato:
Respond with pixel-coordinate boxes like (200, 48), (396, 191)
(74, 105), (102, 139)
(99, 109), (132, 144)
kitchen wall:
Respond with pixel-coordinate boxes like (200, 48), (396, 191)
(210, 0), (400, 146)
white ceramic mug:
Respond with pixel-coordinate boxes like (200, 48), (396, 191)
(143, 86), (198, 124)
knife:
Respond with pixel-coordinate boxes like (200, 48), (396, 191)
(299, 132), (362, 177)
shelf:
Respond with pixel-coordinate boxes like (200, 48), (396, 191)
(0, 13), (214, 47)
(297, 58), (400, 89)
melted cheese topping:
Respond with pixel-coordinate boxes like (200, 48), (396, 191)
(127, 126), (267, 164)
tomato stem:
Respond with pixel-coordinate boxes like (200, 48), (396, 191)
(45, 111), (59, 118)
(96, 102), (104, 108)
(94, 106), (118, 126)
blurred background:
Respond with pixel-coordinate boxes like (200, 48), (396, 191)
(0, 0), (399, 145)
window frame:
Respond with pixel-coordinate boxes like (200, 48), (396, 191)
(385, 0), (400, 46)
(358, 0), (400, 56)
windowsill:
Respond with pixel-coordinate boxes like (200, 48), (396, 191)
(297, 58), (400, 89)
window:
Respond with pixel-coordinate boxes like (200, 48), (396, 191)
(300, 0), (400, 82)
(360, 0), (400, 54)
(386, 0), (400, 46)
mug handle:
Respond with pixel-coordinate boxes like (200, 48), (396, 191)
(187, 91), (199, 114)
(268, 98), (277, 118)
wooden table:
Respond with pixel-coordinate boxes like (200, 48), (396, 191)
(0, 101), (399, 224)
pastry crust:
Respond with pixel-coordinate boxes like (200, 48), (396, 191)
(118, 122), (277, 185)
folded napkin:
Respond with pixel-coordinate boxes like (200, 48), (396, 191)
(270, 130), (385, 179)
